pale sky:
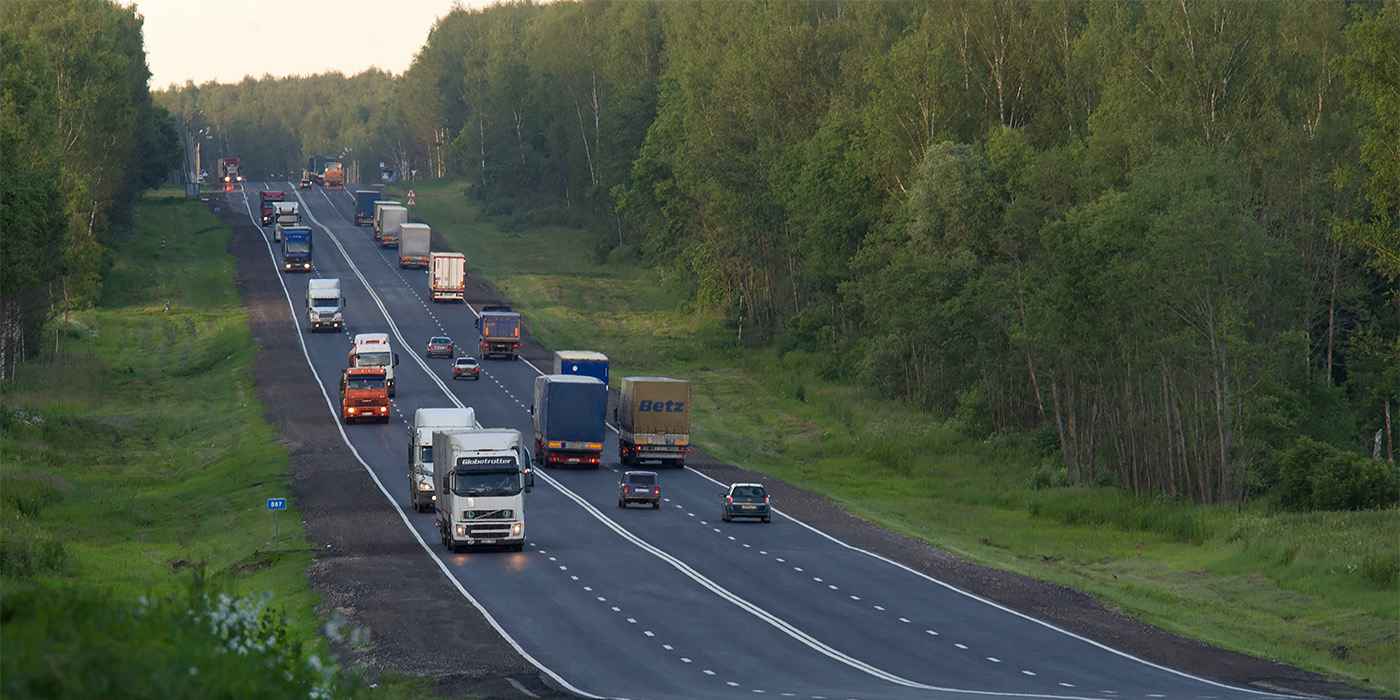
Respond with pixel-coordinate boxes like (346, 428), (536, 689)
(130, 0), (486, 89)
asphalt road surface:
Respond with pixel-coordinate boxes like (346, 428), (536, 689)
(230, 182), (1298, 700)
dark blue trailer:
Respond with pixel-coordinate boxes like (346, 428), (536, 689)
(531, 375), (607, 467)
(353, 190), (379, 226)
(553, 351), (609, 386)
(281, 226), (314, 272)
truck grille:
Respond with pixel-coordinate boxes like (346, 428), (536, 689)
(464, 509), (513, 520)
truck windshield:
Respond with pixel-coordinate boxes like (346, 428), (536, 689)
(311, 297), (338, 311)
(452, 470), (521, 497)
(420, 446), (432, 465)
(345, 375), (385, 390)
(482, 317), (519, 337)
(284, 241), (311, 254)
(355, 351), (390, 367)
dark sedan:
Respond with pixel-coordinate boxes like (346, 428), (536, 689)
(721, 483), (770, 523)
(618, 471), (660, 509)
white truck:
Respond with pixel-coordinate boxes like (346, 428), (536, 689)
(306, 278), (344, 332)
(373, 203), (407, 247)
(398, 223), (431, 268)
(429, 251), (466, 302)
(409, 408), (477, 512)
(348, 334), (399, 397)
(433, 427), (533, 552)
(272, 202), (300, 241)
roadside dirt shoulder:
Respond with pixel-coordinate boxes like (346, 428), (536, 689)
(217, 195), (568, 700)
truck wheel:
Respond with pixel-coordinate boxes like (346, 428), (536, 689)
(653, 501), (661, 510)
(618, 498), (625, 509)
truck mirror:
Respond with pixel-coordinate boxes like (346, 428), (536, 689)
(528, 405), (534, 416)
(341, 297), (347, 307)
(394, 353), (400, 367)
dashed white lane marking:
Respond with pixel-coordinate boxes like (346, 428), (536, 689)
(1059, 683), (1076, 688)
(1146, 695), (1165, 698)
(828, 584), (838, 590)
(687, 512), (695, 517)
(662, 644), (672, 650)
(850, 595), (862, 601)
(727, 681), (741, 687)
(558, 565), (567, 571)
(955, 643), (969, 650)
(702, 669), (715, 675)
(812, 577), (823, 583)
(570, 575), (578, 581)
(743, 543), (752, 548)
(986, 657), (1001, 663)
(872, 605), (885, 611)
(728, 535), (736, 541)
(793, 567), (804, 572)
(596, 596), (606, 602)
(776, 558), (785, 563)
(759, 550), (768, 555)
(548, 556), (556, 561)
(643, 630), (654, 637)
(680, 657), (691, 663)
(610, 606), (621, 612)
(898, 617), (910, 623)
(626, 618), (637, 624)
(583, 586), (592, 592)
(1021, 670), (1037, 677)
(925, 629), (939, 636)
(753, 690), (766, 694)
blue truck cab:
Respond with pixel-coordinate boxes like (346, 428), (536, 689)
(553, 351), (609, 386)
(531, 375), (607, 468)
(281, 226), (314, 272)
(353, 190), (380, 226)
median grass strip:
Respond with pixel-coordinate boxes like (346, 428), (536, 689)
(394, 178), (1400, 694)
(0, 192), (426, 698)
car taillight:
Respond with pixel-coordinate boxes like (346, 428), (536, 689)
(764, 495), (770, 504)
(726, 495), (733, 505)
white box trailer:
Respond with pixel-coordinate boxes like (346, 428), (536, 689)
(429, 251), (466, 302)
(398, 223), (431, 268)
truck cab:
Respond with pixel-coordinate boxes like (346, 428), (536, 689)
(348, 336), (399, 397)
(433, 428), (533, 552)
(340, 367), (390, 423)
(259, 190), (286, 225)
(353, 190), (380, 225)
(280, 226), (313, 272)
(408, 408), (477, 512)
(306, 278), (344, 332)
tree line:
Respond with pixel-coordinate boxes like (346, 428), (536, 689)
(1, 0), (183, 380)
(154, 0), (1398, 508)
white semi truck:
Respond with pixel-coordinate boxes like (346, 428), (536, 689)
(433, 428), (533, 552)
(408, 408), (477, 512)
(306, 278), (344, 332)
(348, 333), (399, 397)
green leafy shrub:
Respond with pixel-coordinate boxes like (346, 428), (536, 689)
(1279, 437), (1399, 511)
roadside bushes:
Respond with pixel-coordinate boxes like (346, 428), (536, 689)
(1279, 437), (1399, 512)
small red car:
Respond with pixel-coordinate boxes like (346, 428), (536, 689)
(426, 336), (455, 358)
(452, 356), (481, 380)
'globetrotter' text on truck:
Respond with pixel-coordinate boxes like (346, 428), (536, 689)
(306, 278), (344, 332)
(409, 408), (477, 513)
(617, 377), (692, 467)
(433, 428), (533, 552)
(429, 251), (466, 302)
(281, 226), (313, 272)
(340, 367), (389, 423)
(531, 374), (607, 467)
(477, 306), (521, 359)
(398, 223), (430, 268)
(353, 190), (380, 225)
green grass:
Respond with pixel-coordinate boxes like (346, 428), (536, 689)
(395, 178), (1400, 694)
(0, 192), (441, 698)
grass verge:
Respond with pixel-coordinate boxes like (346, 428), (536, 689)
(392, 178), (1400, 694)
(0, 192), (427, 698)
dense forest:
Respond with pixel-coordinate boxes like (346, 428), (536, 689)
(1, 0), (183, 379)
(160, 0), (1397, 509)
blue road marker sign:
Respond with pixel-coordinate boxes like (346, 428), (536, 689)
(267, 497), (288, 511)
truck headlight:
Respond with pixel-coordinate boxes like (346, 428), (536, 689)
(511, 522), (523, 537)
(454, 524), (466, 537)
(417, 479), (433, 491)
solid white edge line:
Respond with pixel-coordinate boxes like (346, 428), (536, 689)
(300, 185), (1269, 700)
(236, 184), (607, 700)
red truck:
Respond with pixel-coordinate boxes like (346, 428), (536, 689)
(258, 190), (286, 226)
(340, 367), (390, 423)
(218, 156), (242, 184)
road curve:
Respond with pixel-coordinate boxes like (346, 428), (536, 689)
(230, 182), (1297, 700)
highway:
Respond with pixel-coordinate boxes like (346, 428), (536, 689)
(230, 181), (1292, 700)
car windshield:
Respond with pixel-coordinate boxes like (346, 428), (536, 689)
(731, 486), (766, 501)
(419, 445), (432, 465)
(355, 351), (390, 367)
(456, 358), (477, 367)
(431, 337), (451, 344)
(452, 469), (521, 497)
(344, 375), (384, 391)
(627, 474), (656, 486)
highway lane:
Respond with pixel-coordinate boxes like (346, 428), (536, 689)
(292, 183), (1296, 700)
(234, 183), (961, 700)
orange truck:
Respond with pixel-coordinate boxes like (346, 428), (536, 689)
(323, 161), (345, 189)
(340, 367), (390, 423)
